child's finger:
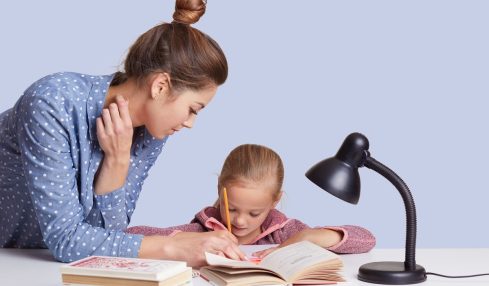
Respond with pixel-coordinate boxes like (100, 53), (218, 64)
(253, 246), (278, 258)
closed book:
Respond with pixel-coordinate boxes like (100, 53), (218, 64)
(60, 256), (192, 286)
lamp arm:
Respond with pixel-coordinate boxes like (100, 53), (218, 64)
(364, 156), (418, 271)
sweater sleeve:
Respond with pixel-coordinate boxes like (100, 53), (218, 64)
(321, 225), (376, 254)
(125, 223), (206, 236)
(275, 219), (375, 254)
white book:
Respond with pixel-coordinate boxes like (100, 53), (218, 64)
(60, 256), (192, 286)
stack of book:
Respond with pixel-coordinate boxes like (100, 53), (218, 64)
(60, 256), (192, 286)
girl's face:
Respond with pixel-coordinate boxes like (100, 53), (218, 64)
(219, 181), (281, 244)
(143, 84), (217, 139)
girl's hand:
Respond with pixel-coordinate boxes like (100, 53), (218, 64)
(140, 231), (247, 267)
(253, 228), (343, 258)
(94, 95), (133, 195)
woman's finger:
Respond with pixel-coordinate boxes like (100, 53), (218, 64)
(115, 95), (132, 126)
(108, 103), (123, 133)
(221, 243), (247, 261)
(216, 251), (224, 257)
(96, 117), (105, 138)
(101, 108), (113, 135)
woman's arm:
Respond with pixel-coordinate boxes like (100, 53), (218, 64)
(17, 83), (142, 262)
(90, 95), (165, 231)
(138, 231), (247, 267)
(93, 95), (132, 195)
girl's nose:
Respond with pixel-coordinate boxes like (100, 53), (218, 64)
(233, 214), (246, 227)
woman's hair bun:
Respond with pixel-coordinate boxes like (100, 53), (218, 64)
(172, 0), (207, 25)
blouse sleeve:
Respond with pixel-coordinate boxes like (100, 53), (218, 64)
(91, 137), (165, 232)
(17, 85), (143, 262)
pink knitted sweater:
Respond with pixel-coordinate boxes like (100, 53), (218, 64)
(126, 207), (376, 254)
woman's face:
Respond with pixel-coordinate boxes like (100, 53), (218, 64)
(143, 85), (217, 139)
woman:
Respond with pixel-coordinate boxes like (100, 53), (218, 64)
(0, 0), (244, 267)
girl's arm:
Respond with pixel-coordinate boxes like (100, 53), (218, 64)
(125, 222), (206, 236)
(280, 228), (344, 249)
(274, 225), (376, 253)
(256, 220), (376, 257)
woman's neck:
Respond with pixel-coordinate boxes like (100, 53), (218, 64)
(105, 79), (146, 127)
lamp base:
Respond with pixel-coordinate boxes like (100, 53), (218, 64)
(358, 261), (426, 285)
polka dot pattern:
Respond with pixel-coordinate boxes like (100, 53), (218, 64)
(0, 72), (167, 262)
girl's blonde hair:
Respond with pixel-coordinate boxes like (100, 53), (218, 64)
(215, 144), (284, 206)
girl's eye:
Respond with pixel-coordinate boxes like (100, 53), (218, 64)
(229, 209), (236, 212)
(189, 108), (198, 115)
(250, 213), (260, 217)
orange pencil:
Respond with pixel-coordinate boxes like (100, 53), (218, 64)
(223, 187), (232, 232)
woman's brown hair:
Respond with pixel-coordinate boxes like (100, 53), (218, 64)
(217, 144), (285, 203)
(111, 0), (227, 90)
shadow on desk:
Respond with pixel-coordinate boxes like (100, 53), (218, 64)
(2, 248), (57, 262)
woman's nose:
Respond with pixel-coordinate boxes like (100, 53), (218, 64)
(183, 115), (196, 128)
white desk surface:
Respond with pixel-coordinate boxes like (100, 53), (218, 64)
(0, 247), (488, 285)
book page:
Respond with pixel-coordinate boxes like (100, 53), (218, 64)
(200, 267), (289, 286)
(239, 244), (278, 264)
(205, 252), (268, 269)
(259, 241), (341, 282)
(205, 241), (341, 282)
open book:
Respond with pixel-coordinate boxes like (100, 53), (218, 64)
(200, 241), (344, 286)
(60, 256), (192, 286)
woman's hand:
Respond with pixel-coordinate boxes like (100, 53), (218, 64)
(253, 228), (343, 258)
(139, 231), (247, 267)
(94, 95), (133, 195)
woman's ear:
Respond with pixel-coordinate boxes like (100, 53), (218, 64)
(150, 72), (171, 100)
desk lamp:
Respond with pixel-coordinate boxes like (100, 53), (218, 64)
(305, 132), (426, 284)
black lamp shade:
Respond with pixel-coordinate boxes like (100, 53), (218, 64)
(306, 133), (369, 205)
(305, 158), (360, 204)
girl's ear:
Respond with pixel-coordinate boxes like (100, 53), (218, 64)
(272, 191), (283, 208)
(150, 72), (171, 100)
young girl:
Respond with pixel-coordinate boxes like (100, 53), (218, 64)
(126, 144), (376, 255)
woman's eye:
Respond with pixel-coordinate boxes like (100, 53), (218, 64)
(250, 213), (260, 217)
(189, 108), (198, 115)
(229, 209), (236, 212)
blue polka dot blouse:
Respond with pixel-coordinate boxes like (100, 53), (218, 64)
(0, 72), (167, 262)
